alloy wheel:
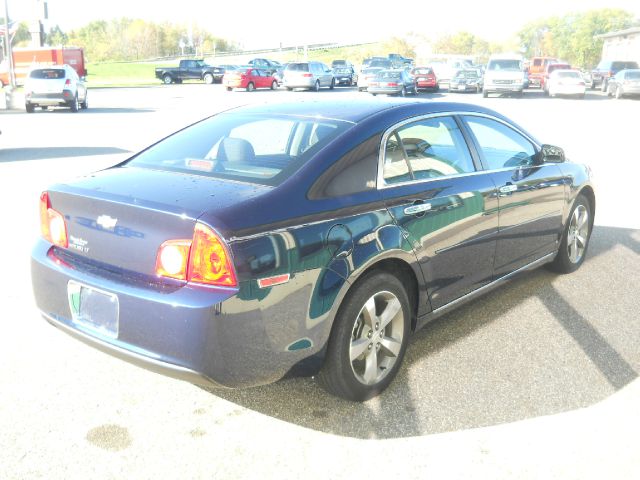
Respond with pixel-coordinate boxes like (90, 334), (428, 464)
(567, 204), (589, 264)
(349, 291), (405, 385)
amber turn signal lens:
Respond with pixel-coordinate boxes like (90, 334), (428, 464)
(40, 191), (68, 248)
(155, 239), (192, 280)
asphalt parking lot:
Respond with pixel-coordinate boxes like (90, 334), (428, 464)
(1, 85), (639, 479)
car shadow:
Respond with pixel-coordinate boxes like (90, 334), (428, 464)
(0, 146), (130, 162)
(205, 225), (639, 439)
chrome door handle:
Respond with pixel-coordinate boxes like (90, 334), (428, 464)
(404, 203), (432, 215)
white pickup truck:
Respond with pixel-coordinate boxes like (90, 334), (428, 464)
(482, 54), (527, 98)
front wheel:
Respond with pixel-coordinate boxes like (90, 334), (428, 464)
(271, 80), (278, 90)
(246, 82), (255, 92)
(162, 74), (173, 85)
(400, 86), (406, 97)
(615, 87), (622, 99)
(313, 80), (320, 92)
(318, 271), (411, 401)
(25, 102), (35, 113)
(80, 93), (88, 109)
(203, 73), (214, 84)
(547, 194), (592, 274)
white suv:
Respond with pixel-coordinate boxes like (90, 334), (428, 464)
(482, 54), (527, 98)
(24, 64), (88, 113)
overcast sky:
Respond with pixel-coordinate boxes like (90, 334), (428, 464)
(8, 0), (640, 48)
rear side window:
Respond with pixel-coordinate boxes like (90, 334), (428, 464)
(464, 116), (536, 170)
(383, 116), (475, 185)
(30, 69), (65, 79)
(626, 71), (640, 79)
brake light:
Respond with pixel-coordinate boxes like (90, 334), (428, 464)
(155, 239), (191, 280)
(39, 191), (68, 248)
(386, 82), (398, 87)
(188, 223), (237, 287)
(65, 78), (71, 86)
(302, 73), (313, 77)
(155, 222), (237, 287)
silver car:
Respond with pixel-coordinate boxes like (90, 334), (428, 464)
(607, 69), (640, 99)
(283, 61), (335, 91)
(357, 67), (383, 92)
(367, 69), (418, 96)
(24, 64), (88, 113)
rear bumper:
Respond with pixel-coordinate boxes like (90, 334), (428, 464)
(26, 90), (74, 106)
(31, 239), (324, 388)
(283, 77), (315, 89)
(550, 84), (586, 96)
(484, 83), (523, 93)
(368, 86), (403, 95)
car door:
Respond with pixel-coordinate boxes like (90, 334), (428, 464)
(461, 114), (566, 278)
(380, 115), (499, 310)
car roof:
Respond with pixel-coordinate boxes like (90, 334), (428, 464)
(220, 99), (509, 125)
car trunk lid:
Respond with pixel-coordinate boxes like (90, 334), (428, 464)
(46, 166), (271, 276)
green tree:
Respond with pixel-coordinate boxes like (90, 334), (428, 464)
(382, 36), (416, 59)
(46, 25), (68, 46)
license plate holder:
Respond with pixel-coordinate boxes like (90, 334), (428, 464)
(68, 281), (119, 338)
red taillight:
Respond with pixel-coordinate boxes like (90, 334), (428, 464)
(65, 78), (71, 85)
(302, 73), (313, 77)
(39, 191), (68, 248)
(155, 222), (237, 287)
(188, 223), (237, 287)
(386, 82), (398, 87)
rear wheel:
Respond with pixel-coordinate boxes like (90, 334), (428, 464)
(400, 86), (407, 97)
(271, 80), (278, 90)
(69, 94), (79, 112)
(246, 82), (255, 92)
(80, 93), (88, 109)
(25, 102), (35, 113)
(163, 74), (173, 84)
(313, 80), (320, 92)
(318, 271), (411, 401)
(547, 194), (592, 274)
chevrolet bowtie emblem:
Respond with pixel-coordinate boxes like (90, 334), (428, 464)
(96, 215), (118, 230)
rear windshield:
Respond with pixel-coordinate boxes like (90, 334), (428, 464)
(455, 70), (478, 78)
(127, 114), (351, 186)
(335, 68), (351, 74)
(285, 63), (309, 72)
(412, 68), (433, 75)
(30, 69), (65, 79)
(557, 71), (581, 78)
(488, 59), (522, 71)
(370, 60), (392, 68)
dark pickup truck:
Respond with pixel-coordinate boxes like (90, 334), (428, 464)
(591, 60), (639, 91)
(155, 59), (224, 84)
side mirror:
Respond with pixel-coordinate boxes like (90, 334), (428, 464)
(540, 144), (565, 163)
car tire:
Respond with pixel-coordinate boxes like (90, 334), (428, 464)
(163, 74), (173, 85)
(25, 102), (35, 113)
(203, 73), (214, 84)
(600, 80), (607, 92)
(271, 80), (277, 90)
(286, 87), (293, 91)
(226, 87), (232, 92)
(246, 82), (255, 92)
(317, 271), (411, 401)
(615, 87), (622, 99)
(400, 86), (406, 97)
(80, 93), (88, 109)
(482, 89), (488, 98)
(314, 80), (320, 92)
(547, 194), (592, 274)
(330, 78), (335, 90)
(70, 94), (79, 112)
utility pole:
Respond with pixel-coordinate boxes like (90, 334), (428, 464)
(3, 0), (16, 89)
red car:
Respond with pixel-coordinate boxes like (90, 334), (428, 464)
(411, 66), (438, 91)
(223, 68), (278, 92)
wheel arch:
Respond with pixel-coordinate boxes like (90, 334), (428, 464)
(578, 185), (596, 225)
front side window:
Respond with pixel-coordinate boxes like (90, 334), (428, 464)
(464, 116), (536, 170)
(382, 116), (475, 185)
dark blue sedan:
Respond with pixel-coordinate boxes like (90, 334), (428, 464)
(31, 99), (595, 401)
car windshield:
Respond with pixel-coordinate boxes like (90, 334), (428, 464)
(127, 113), (352, 186)
(30, 69), (65, 79)
(488, 59), (522, 71)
